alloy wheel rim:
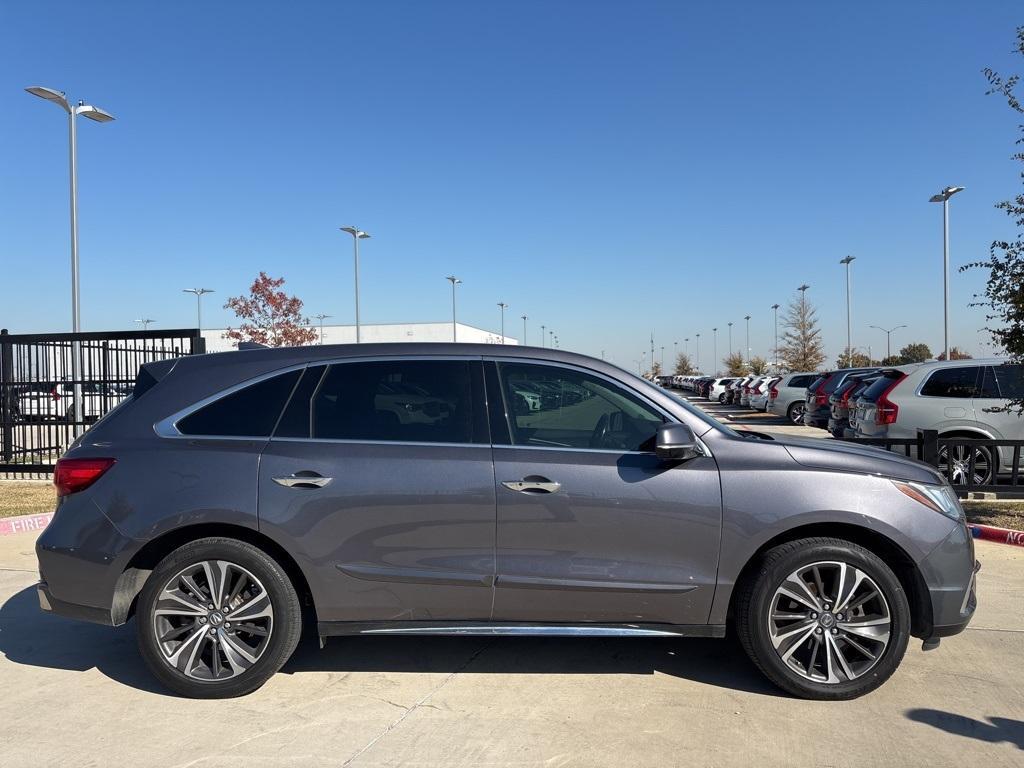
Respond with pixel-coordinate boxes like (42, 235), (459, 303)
(152, 560), (274, 682)
(938, 445), (992, 486)
(767, 560), (891, 684)
(790, 404), (805, 424)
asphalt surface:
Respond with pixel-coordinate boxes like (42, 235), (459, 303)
(1, 524), (1022, 767)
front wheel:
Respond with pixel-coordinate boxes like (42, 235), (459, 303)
(734, 537), (910, 700)
(136, 537), (302, 698)
(719, 393), (727, 403)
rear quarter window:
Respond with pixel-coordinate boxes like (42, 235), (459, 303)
(177, 369), (302, 437)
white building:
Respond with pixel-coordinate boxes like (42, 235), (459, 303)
(201, 321), (519, 353)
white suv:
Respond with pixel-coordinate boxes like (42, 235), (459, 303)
(767, 372), (818, 424)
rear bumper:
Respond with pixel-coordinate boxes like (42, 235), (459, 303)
(803, 408), (829, 428)
(36, 581), (114, 625)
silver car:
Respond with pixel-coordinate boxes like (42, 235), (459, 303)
(37, 343), (977, 700)
(855, 359), (1024, 484)
(768, 372), (819, 424)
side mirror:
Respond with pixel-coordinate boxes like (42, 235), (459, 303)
(655, 422), (700, 460)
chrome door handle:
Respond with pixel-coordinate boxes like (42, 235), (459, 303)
(502, 478), (561, 494)
(273, 472), (332, 488)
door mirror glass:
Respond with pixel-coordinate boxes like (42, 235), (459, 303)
(655, 422), (699, 460)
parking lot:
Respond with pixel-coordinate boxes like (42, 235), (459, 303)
(675, 392), (826, 439)
(1, 526), (1021, 767)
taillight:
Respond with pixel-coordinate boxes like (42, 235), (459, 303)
(814, 376), (833, 406)
(840, 387), (854, 406)
(54, 458), (116, 497)
(769, 384), (779, 400)
(874, 377), (905, 426)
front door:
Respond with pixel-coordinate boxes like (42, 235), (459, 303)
(258, 358), (496, 623)
(487, 361), (722, 626)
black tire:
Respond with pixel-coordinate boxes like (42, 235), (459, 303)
(734, 537), (910, 700)
(136, 537), (302, 698)
(718, 393), (727, 404)
(787, 402), (805, 425)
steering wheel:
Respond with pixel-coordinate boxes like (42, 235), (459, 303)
(590, 413), (610, 449)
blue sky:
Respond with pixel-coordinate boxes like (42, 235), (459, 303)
(2, 1), (1022, 370)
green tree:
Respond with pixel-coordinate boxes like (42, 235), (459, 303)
(837, 349), (873, 368)
(778, 291), (826, 372)
(748, 355), (769, 374)
(963, 26), (1024, 403)
(722, 351), (746, 376)
(937, 347), (973, 361)
(897, 342), (933, 364)
(881, 355), (903, 367)
(673, 353), (696, 375)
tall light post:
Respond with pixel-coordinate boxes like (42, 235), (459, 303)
(314, 313), (332, 345)
(673, 340), (678, 362)
(445, 276), (461, 342)
(712, 328), (718, 375)
(770, 304), (780, 369)
(684, 337), (690, 359)
(839, 255), (856, 365)
(929, 186), (964, 360)
(134, 318), (154, 331)
(744, 315), (751, 364)
(26, 85), (115, 429)
(182, 288), (214, 330)
(727, 321), (733, 358)
(695, 333), (701, 372)
(869, 324), (907, 360)
(497, 302), (509, 344)
(522, 315), (528, 345)
(660, 345), (665, 369)
(540, 324), (546, 348)
(549, 329), (555, 348)
(340, 226), (370, 342)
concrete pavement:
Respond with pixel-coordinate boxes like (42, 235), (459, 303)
(672, 391), (827, 438)
(0, 529), (1020, 767)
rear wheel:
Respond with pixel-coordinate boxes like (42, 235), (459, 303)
(719, 393), (727, 404)
(735, 537), (910, 700)
(787, 402), (806, 425)
(137, 537), (302, 698)
(937, 443), (994, 486)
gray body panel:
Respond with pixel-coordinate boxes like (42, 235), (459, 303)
(35, 343), (976, 646)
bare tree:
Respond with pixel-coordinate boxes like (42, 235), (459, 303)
(674, 353), (696, 375)
(748, 355), (769, 374)
(723, 351), (745, 376)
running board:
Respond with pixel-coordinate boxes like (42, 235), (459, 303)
(318, 621), (726, 638)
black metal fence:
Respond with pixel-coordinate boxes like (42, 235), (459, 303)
(841, 429), (1024, 497)
(0, 328), (203, 476)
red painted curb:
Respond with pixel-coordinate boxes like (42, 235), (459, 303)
(0, 512), (53, 537)
(970, 523), (1024, 548)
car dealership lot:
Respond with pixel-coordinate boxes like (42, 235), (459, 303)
(677, 393), (826, 439)
(1, 528), (1021, 767)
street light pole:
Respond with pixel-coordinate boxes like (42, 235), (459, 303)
(695, 333), (701, 372)
(522, 315), (528, 346)
(26, 86), (115, 430)
(929, 186), (964, 361)
(712, 328), (718, 375)
(540, 324), (546, 348)
(134, 318), (154, 331)
(744, 315), (751, 364)
(314, 313), (332, 345)
(840, 255), (856, 365)
(182, 288), (214, 331)
(340, 226), (370, 342)
(497, 302), (509, 344)
(727, 322), (733, 358)
(445, 276), (461, 342)
(770, 304), (780, 369)
(869, 324), (907, 360)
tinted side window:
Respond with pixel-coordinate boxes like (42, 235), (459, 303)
(310, 360), (477, 444)
(274, 365), (327, 437)
(498, 363), (664, 451)
(982, 365), (1024, 399)
(860, 371), (903, 402)
(920, 367), (980, 398)
(790, 375), (814, 388)
(177, 369), (301, 437)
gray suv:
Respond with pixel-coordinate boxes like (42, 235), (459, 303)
(37, 344), (977, 699)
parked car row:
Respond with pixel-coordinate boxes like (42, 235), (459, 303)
(799, 359), (1024, 486)
(13, 382), (132, 423)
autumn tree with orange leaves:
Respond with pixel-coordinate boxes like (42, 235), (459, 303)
(223, 272), (319, 347)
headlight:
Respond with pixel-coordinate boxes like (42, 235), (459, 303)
(892, 480), (965, 522)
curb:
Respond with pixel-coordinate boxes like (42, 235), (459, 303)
(970, 523), (1024, 548)
(0, 511), (53, 537)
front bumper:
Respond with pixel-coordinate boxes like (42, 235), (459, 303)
(917, 522), (979, 642)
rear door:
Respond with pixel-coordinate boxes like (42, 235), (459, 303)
(976, 365), (1024, 470)
(257, 358), (497, 623)
(486, 360), (722, 626)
